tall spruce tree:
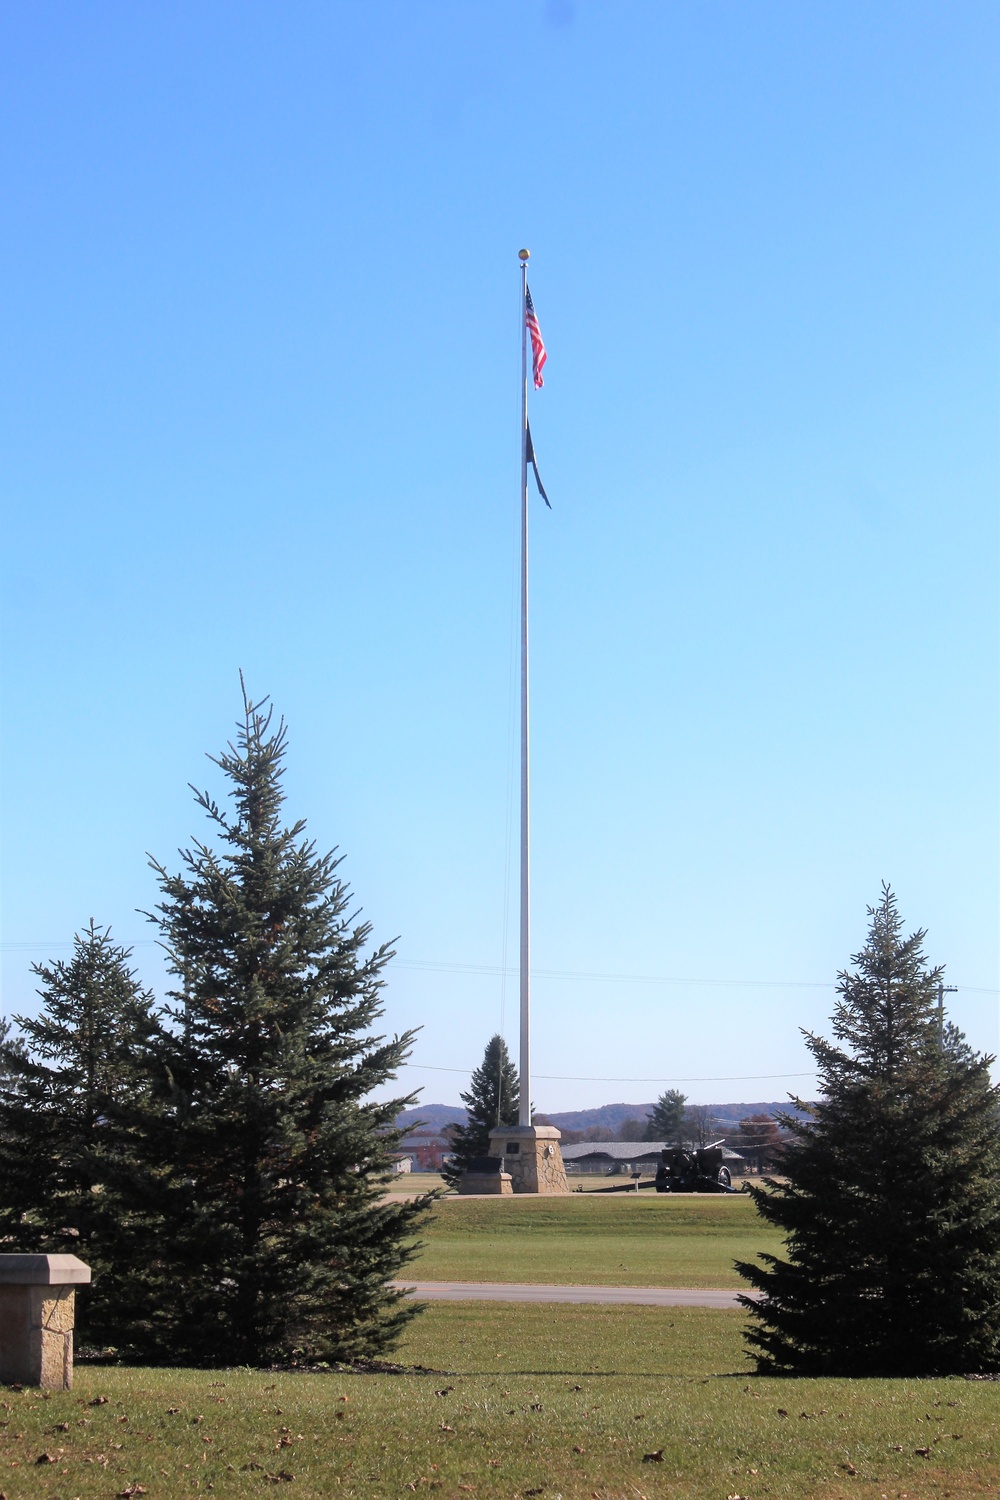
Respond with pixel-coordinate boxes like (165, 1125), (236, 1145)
(645, 1088), (687, 1142)
(0, 923), (159, 1347)
(737, 887), (1000, 1376)
(442, 1034), (519, 1187)
(141, 684), (433, 1365)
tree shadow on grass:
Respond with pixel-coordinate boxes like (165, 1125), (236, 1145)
(460, 1368), (745, 1379)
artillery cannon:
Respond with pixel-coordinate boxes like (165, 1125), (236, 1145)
(654, 1141), (739, 1194)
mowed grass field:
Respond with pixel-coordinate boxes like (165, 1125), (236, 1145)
(411, 1193), (782, 1287)
(7, 1305), (998, 1500)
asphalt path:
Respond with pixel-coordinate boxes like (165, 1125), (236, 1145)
(392, 1281), (753, 1308)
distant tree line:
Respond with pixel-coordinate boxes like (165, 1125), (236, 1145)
(0, 686), (433, 1367)
(550, 1095), (784, 1167)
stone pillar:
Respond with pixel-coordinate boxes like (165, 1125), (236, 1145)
(488, 1124), (569, 1195)
(0, 1255), (91, 1390)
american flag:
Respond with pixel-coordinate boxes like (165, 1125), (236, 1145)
(525, 285), (547, 389)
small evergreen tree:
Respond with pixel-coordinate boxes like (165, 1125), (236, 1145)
(646, 1088), (687, 1142)
(0, 923), (159, 1346)
(737, 886), (1000, 1376)
(442, 1034), (519, 1187)
(141, 684), (433, 1365)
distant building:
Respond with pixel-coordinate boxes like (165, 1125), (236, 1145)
(390, 1154), (414, 1174)
(560, 1141), (744, 1176)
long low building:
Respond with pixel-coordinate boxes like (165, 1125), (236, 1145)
(560, 1140), (744, 1175)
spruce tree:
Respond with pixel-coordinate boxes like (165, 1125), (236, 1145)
(0, 923), (159, 1347)
(645, 1088), (687, 1142)
(737, 887), (1000, 1376)
(442, 1034), (519, 1187)
(142, 684), (433, 1365)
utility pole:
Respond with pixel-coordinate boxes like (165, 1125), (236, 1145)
(937, 981), (958, 1039)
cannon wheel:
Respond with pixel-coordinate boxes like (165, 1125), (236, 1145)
(717, 1165), (732, 1189)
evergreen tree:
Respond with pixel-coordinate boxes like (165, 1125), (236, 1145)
(645, 1088), (687, 1142)
(442, 1034), (519, 1187)
(737, 887), (1000, 1376)
(141, 684), (433, 1365)
(0, 923), (159, 1346)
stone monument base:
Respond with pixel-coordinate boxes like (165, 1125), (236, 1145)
(458, 1170), (513, 1195)
(456, 1155), (513, 1195)
(488, 1124), (569, 1195)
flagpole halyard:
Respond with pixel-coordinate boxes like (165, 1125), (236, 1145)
(486, 252), (567, 1192)
(518, 248), (531, 1129)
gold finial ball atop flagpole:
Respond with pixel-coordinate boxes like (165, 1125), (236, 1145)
(518, 248), (530, 261)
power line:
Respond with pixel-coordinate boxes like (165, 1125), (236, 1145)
(400, 1062), (816, 1084)
(2, 942), (997, 995)
(397, 958), (834, 989)
(393, 960), (999, 996)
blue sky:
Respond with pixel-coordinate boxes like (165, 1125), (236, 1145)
(2, 1), (997, 1112)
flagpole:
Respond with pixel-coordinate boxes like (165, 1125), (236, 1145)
(518, 248), (531, 1129)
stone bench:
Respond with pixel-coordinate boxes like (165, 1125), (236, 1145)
(0, 1255), (91, 1389)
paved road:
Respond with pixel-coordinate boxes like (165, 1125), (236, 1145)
(392, 1280), (753, 1309)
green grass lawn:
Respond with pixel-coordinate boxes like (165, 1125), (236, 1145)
(7, 1305), (997, 1500)
(411, 1192), (783, 1287)
(386, 1174), (449, 1195)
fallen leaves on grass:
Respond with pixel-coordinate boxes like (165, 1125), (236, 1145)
(89, 1396), (109, 1407)
(117, 1485), (147, 1497)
